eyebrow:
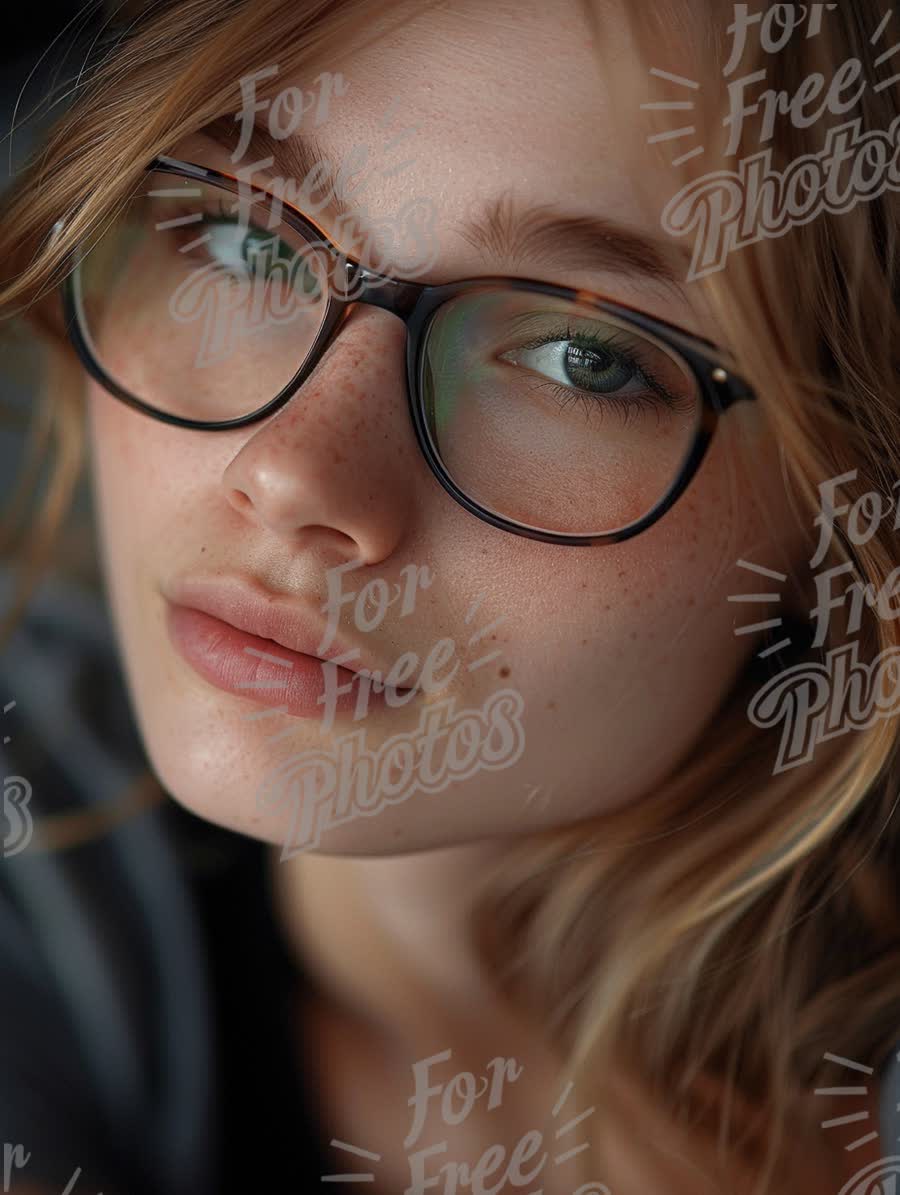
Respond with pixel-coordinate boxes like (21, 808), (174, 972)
(456, 192), (686, 290)
(196, 115), (688, 291)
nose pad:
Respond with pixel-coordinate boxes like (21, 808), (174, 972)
(333, 302), (356, 334)
(292, 274), (420, 422)
(310, 283), (415, 383)
(299, 298), (358, 384)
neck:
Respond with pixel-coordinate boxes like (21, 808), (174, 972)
(270, 839), (514, 1046)
(268, 842), (886, 1194)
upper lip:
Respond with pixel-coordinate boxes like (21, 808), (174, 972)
(163, 573), (414, 688)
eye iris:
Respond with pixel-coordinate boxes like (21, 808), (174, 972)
(243, 230), (279, 275)
(242, 230), (320, 295)
(566, 342), (633, 393)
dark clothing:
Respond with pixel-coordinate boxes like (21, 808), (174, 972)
(0, 572), (331, 1194)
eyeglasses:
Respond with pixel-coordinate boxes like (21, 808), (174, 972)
(58, 154), (756, 545)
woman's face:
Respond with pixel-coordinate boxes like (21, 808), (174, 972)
(86, 0), (807, 855)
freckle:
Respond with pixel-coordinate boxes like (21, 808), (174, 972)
(547, 700), (556, 710)
(629, 630), (638, 639)
(581, 638), (587, 646)
(499, 666), (510, 678)
(581, 582), (587, 589)
(687, 595), (695, 606)
(618, 570), (626, 579)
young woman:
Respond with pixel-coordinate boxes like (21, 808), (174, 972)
(1, 0), (898, 1191)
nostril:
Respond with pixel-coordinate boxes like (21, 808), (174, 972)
(228, 488), (253, 513)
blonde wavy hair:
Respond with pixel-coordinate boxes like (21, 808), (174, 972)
(1, 0), (898, 1190)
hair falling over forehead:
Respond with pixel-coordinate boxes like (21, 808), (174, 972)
(0, 0), (898, 1188)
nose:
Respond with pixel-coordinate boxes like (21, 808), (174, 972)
(221, 305), (425, 564)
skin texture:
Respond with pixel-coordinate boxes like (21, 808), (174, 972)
(79, 0), (870, 1188)
(87, 0), (808, 857)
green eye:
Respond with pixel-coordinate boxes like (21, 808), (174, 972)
(205, 217), (321, 297)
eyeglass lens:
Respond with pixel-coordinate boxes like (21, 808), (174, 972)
(71, 171), (704, 536)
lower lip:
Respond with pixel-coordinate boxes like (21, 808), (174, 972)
(165, 603), (397, 720)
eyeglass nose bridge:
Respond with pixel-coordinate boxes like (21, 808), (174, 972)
(332, 260), (425, 324)
(295, 260), (426, 406)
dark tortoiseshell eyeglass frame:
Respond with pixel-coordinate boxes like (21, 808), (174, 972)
(58, 154), (758, 546)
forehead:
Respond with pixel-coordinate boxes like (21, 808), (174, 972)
(286, 0), (652, 230)
(174, 0), (714, 332)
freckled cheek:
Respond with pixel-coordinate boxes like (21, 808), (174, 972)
(518, 464), (747, 689)
(86, 382), (195, 538)
(622, 504), (731, 649)
(89, 382), (138, 466)
(610, 435), (778, 665)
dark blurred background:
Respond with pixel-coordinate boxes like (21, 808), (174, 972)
(0, 4), (153, 847)
(1, 4), (107, 533)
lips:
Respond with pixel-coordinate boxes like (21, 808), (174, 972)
(162, 573), (414, 719)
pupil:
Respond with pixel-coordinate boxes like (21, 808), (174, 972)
(566, 343), (632, 392)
